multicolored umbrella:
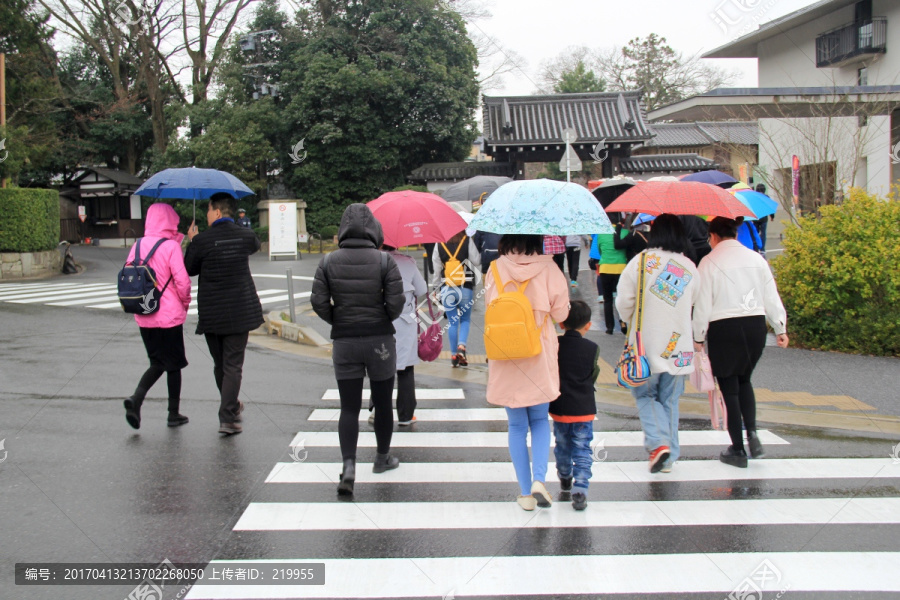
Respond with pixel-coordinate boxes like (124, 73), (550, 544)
(468, 179), (614, 235)
(367, 191), (467, 247)
(606, 181), (756, 219)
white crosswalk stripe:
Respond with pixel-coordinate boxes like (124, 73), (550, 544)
(185, 386), (900, 599)
(289, 429), (790, 448)
(0, 281), (308, 313)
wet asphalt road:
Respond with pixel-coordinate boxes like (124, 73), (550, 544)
(1, 246), (899, 599)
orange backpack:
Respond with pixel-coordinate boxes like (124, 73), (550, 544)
(484, 262), (546, 360)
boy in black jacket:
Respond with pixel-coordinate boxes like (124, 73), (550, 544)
(549, 300), (600, 510)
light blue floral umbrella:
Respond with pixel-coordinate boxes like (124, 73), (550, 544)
(468, 179), (614, 235)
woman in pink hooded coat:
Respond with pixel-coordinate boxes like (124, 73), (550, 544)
(484, 234), (570, 511)
(123, 203), (193, 429)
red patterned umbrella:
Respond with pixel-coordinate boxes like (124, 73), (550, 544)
(605, 181), (756, 219)
(367, 190), (467, 247)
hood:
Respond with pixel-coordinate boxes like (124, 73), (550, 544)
(500, 252), (554, 281)
(338, 203), (383, 248)
(144, 203), (184, 244)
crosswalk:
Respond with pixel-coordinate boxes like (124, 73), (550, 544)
(185, 387), (900, 599)
(0, 281), (310, 314)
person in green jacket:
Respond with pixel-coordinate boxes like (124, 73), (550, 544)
(597, 214), (628, 334)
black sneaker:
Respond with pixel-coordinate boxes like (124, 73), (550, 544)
(747, 431), (765, 459)
(720, 445), (748, 468)
(571, 492), (587, 511)
(167, 414), (189, 427)
(124, 398), (141, 430)
(558, 477), (573, 501)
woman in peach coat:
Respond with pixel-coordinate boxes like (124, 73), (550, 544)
(484, 234), (570, 511)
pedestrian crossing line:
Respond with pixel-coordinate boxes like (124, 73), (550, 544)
(0, 283), (114, 301)
(321, 388), (465, 400)
(11, 286), (122, 304)
(0, 282), (86, 292)
(308, 408), (505, 421)
(48, 284), (196, 307)
(185, 291), (310, 315)
(234, 497), (900, 531)
(183, 552), (900, 598)
(263, 457), (899, 484)
(288, 429), (790, 449)
(253, 274), (315, 282)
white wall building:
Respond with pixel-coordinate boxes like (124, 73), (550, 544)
(649, 0), (900, 215)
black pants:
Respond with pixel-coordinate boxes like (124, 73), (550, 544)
(339, 376), (395, 459)
(708, 316), (767, 451)
(599, 273), (621, 332)
(204, 331), (249, 425)
(552, 253), (565, 272)
(564, 247), (580, 281)
(132, 367), (182, 403)
(396, 366), (416, 422)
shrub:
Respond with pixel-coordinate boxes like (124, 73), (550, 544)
(320, 225), (339, 239)
(254, 226), (269, 243)
(771, 187), (900, 356)
(0, 188), (60, 252)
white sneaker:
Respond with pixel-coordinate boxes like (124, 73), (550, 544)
(517, 495), (537, 511)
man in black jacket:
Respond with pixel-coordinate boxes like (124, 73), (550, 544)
(185, 193), (264, 435)
(311, 203), (405, 495)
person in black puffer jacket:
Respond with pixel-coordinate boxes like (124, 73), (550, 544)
(185, 193), (264, 436)
(311, 203), (405, 496)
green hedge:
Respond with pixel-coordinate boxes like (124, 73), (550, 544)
(0, 188), (60, 252)
(320, 225), (339, 239)
(772, 188), (900, 356)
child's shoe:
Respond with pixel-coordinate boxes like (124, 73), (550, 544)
(558, 477), (573, 501)
(571, 492), (587, 511)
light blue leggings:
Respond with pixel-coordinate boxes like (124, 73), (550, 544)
(505, 403), (551, 496)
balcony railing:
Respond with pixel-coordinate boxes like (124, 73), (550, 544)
(816, 17), (887, 68)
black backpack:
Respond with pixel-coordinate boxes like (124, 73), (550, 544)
(118, 238), (172, 315)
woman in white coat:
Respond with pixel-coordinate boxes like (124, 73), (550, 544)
(692, 217), (789, 468)
(368, 245), (428, 426)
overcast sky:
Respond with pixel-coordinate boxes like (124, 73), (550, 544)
(469, 0), (823, 95)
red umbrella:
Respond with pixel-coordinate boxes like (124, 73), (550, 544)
(606, 181), (756, 219)
(368, 190), (467, 247)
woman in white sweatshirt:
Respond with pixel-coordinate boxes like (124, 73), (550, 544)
(616, 215), (698, 474)
(692, 217), (789, 468)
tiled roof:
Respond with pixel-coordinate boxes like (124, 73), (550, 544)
(644, 122), (757, 148)
(73, 167), (145, 186)
(408, 162), (514, 182)
(482, 92), (652, 146)
(619, 153), (718, 174)
(697, 121), (758, 146)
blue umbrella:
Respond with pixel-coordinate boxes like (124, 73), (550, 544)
(732, 189), (779, 218)
(134, 167), (255, 219)
(468, 179), (614, 235)
(633, 213), (656, 225)
(681, 170), (738, 187)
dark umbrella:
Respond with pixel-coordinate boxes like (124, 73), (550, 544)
(591, 177), (637, 209)
(441, 175), (513, 209)
(680, 170), (738, 188)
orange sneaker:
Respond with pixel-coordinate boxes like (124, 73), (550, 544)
(649, 446), (670, 473)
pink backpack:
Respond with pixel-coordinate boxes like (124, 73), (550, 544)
(417, 299), (443, 362)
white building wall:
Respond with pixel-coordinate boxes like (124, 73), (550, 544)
(758, 1), (900, 88)
(755, 1), (900, 199)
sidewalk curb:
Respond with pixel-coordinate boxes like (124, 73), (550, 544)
(248, 334), (900, 437)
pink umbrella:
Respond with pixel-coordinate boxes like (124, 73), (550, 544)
(606, 181), (756, 219)
(368, 190), (467, 247)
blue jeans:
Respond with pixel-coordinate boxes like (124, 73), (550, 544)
(632, 373), (684, 465)
(553, 421), (594, 492)
(506, 403), (551, 496)
(441, 286), (473, 350)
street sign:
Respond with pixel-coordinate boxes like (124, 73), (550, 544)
(562, 128), (578, 144)
(559, 144), (582, 173)
(78, 206), (86, 223)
